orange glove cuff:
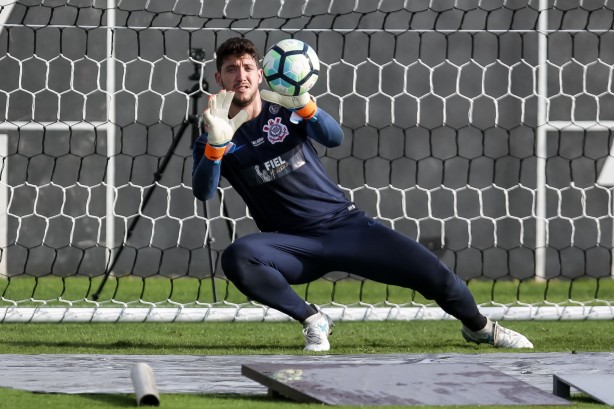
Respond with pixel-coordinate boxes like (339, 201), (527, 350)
(205, 144), (226, 161)
(295, 99), (317, 121)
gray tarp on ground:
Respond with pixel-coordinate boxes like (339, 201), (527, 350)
(0, 352), (612, 395)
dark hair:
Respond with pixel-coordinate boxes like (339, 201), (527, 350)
(215, 37), (260, 72)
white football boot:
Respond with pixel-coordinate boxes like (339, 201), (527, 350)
(302, 308), (335, 352)
(462, 318), (534, 348)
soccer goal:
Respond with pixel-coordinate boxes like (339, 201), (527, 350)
(1, 0), (613, 323)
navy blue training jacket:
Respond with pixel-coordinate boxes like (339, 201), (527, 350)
(192, 101), (357, 233)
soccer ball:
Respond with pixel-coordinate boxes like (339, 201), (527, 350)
(262, 39), (320, 96)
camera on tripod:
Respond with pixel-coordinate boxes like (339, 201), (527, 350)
(189, 48), (206, 63)
(186, 48), (209, 133)
(188, 48), (208, 84)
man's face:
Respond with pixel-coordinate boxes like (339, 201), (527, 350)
(215, 54), (263, 108)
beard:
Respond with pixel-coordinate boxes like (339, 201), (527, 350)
(233, 91), (257, 108)
(221, 80), (258, 108)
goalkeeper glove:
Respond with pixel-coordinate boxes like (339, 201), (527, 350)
(202, 90), (249, 161)
(260, 89), (317, 124)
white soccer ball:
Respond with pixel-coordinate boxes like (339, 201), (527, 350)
(262, 39), (320, 96)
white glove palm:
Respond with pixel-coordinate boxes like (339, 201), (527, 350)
(202, 91), (249, 161)
(260, 90), (317, 123)
(203, 90), (249, 146)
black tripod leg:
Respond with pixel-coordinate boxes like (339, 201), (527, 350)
(91, 119), (192, 301)
(92, 60), (221, 303)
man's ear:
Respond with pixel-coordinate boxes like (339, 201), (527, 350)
(214, 72), (222, 87)
(258, 68), (263, 84)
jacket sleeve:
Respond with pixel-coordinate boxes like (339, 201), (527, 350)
(192, 134), (222, 201)
(305, 108), (344, 148)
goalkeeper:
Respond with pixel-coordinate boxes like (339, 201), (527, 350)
(192, 37), (533, 351)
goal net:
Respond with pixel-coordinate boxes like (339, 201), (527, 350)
(1, 0), (613, 322)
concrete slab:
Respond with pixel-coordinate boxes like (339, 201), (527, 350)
(242, 362), (570, 406)
(554, 374), (614, 406)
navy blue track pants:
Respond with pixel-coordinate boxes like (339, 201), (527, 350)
(221, 212), (484, 327)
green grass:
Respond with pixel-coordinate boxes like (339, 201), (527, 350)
(1, 276), (613, 408)
(0, 321), (613, 355)
(0, 388), (606, 409)
(0, 391), (324, 409)
(0, 321), (613, 409)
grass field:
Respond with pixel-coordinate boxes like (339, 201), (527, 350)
(1, 277), (613, 408)
(1, 320), (613, 408)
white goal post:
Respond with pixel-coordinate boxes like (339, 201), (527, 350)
(1, 0), (614, 322)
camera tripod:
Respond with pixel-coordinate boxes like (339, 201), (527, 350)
(92, 48), (219, 301)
